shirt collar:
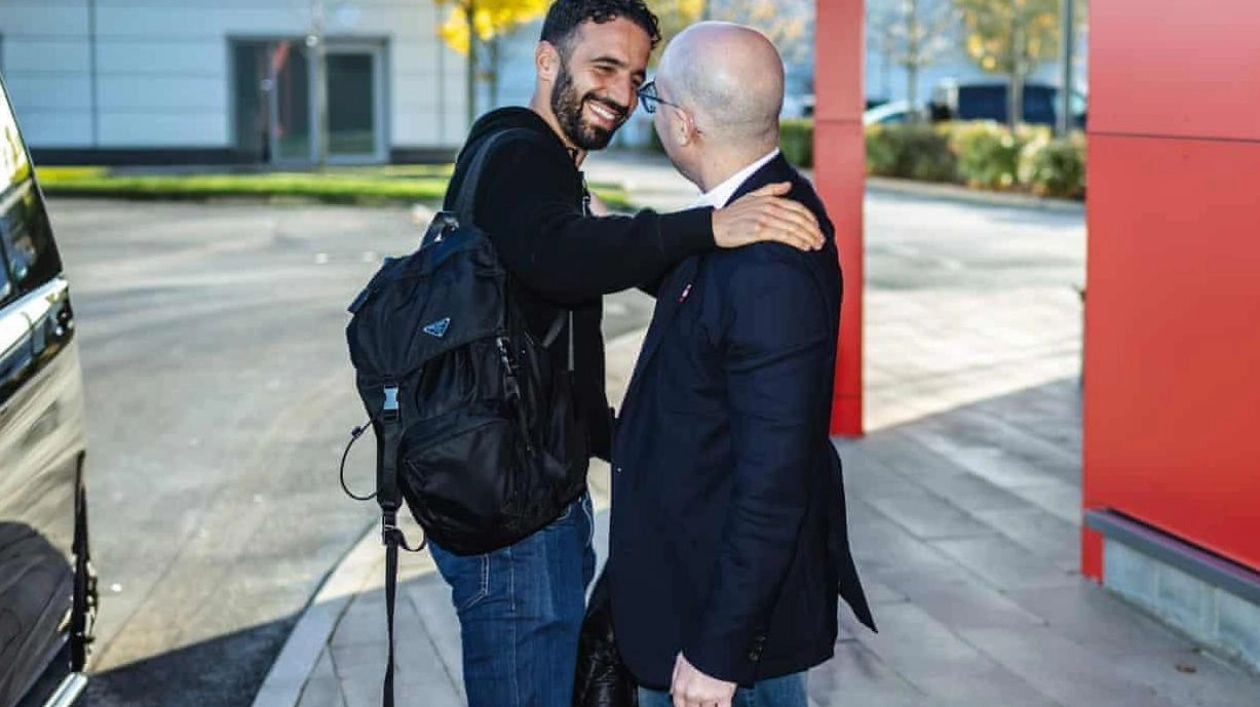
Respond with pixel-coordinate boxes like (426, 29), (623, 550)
(688, 148), (781, 210)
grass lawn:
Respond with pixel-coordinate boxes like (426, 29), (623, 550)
(35, 165), (634, 211)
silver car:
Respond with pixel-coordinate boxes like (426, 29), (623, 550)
(0, 75), (97, 707)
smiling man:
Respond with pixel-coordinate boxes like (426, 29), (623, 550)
(429, 2), (830, 706)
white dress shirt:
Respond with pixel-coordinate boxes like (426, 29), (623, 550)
(688, 149), (782, 210)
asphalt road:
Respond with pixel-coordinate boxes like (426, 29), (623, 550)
(43, 198), (652, 707)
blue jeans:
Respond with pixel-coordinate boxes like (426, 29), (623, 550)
(638, 671), (806, 707)
(429, 493), (596, 707)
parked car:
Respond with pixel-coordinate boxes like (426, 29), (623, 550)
(928, 79), (1087, 128)
(862, 100), (930, 126)
(0, 74), (96, 707)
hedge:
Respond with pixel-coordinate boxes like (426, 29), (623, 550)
(778, 119), (1083, 200)
(867, 121), (1084, 199)
(779, 119), (814, 169)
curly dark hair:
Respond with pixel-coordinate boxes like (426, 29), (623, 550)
(540, 0), (662, 57)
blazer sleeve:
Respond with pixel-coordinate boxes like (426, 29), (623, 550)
(682, 246), (833, 686)
(474, 138), (713, 304)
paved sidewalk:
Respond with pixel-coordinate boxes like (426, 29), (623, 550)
(254, 159), (1260, 707)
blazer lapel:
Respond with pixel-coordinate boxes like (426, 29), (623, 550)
(622, 255), (700, 409)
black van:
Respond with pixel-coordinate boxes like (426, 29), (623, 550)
(929, 79), (1087, 128)
(0, 75), (97, 707)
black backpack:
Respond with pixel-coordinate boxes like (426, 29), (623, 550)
(341, 129), (588, 706)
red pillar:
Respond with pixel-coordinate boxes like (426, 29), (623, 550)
(815, 0), (866, 436)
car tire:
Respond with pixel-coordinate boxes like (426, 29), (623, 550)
(69, 458), (97, 673)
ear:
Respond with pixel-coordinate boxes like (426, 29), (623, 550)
(675, 108), (699, 147)
(536, 41), (560, 83)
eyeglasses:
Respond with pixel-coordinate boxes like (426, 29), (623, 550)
(637, 80), (682, 115)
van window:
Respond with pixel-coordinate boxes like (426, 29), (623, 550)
(0, 81), (61, 293)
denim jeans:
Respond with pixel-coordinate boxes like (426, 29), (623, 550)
(429, 493), (596, 707)
(637, 671), (806, 707)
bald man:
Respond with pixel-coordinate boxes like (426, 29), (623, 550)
(607, 23), (875, 707)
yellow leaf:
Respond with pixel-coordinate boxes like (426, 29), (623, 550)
(436, 0), (549, 55)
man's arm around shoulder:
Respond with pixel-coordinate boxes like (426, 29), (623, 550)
(473, 136), (714, 304)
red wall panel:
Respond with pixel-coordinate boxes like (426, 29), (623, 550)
(1085, 133), (1260, 571)
(815, 0), (865, 436)
(1091, 1), (1260, 140)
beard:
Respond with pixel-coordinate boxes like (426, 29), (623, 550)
(551, 60), (628, 151)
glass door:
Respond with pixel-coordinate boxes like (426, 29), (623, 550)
(232, 39), (312, 165)
(233, 40), (383, 164)
(231, 41), (269, 162)
(268, 40), (312, 164)
(325, 45), (386, 163)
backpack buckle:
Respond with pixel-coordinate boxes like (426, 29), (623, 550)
(382, 385), (400, 423)
(495, 338), (522, 402)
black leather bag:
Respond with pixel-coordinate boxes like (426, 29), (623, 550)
(574, 568), (638, 707)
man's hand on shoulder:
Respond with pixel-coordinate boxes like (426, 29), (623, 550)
(671, 652), (737, 707)
(712, 182), (824, 253)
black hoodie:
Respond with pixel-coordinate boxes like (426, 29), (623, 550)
(443, 107), (715, 464)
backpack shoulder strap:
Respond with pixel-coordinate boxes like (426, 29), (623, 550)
(452, 127), (548, 226)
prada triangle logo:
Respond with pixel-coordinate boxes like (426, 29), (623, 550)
(422, 317), (451, 338)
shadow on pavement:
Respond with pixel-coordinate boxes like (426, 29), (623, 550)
(80, 617), (295, 707)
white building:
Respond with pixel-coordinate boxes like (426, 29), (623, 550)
(0, 0), (471, 165)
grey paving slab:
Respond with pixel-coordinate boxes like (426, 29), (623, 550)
(854, 602), (1056, 705)
(958, 626), (1190, 707)
(403, 572), (466, 701)
(1109, 647), (1260, 707)
(338, 662), (463, 707)
(931, 534), (1081, 591)
(328, 594), (389, 650)
(808, 641), (927, 707)
(907, 582), (1049, 631)
(916, 402), (1081, 473)
(905, 429), (1063, 490)
(864, 489), (998, 540)
(295, 649), (347, 707)
(833, 448), (924, 500)
(972, 506), (1081, 571)
(1006, 480), (1083, 526)
(910, 469), (1037, 514)
(856, 429), (977, 480)
(860, 575), (912, 606)
(847, 504), (980, 590)
(1004, 583), (1197, 656)
(331, 621), (462, 707)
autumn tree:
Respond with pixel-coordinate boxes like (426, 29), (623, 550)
(867, 0), (958, 112)
(649, 0), (811, 65)
(953, 0), (1060, 128)
(436, 0), (550, 125)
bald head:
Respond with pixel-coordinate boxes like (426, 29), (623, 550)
(657, 22), (784, 146)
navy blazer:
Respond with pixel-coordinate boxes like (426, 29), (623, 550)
(609, 155), (875, 690)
